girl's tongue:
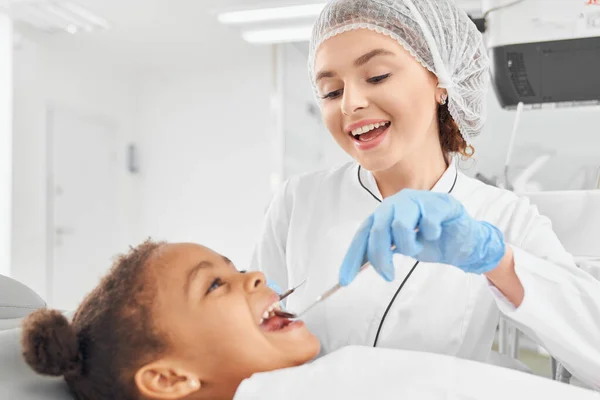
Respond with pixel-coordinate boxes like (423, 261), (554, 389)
(259, 315), (292, 332)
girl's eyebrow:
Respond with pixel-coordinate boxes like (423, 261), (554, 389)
(184, 260), (215, 299)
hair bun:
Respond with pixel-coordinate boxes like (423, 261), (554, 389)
(21, 309), (83, 378)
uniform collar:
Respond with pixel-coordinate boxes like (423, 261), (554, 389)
(358, 157), (458, 201)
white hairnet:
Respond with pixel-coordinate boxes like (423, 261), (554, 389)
(308, 0), (490, 142)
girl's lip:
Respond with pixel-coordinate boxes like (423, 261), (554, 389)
(264, 319), (305, 334)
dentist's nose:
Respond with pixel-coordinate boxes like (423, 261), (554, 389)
(341, 85), (368, 116)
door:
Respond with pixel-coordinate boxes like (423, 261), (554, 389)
(47, 106), (120, 310)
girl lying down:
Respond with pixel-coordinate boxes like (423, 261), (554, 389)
(21, 241), (599, 400)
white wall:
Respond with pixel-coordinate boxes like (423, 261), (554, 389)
(134, 46), (274, 270)
(11, 27), (139, 298)
(282, 43), (349, 179)
(11, 25), (280, 297)
(0, 15), (12, 277)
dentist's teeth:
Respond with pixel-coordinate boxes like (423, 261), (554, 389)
(351, 121), (389, 136)
(352, 123), (376, 137)
(263, 311), (269, 320)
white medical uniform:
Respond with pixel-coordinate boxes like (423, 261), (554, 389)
(234, 346), (600, 400)
(251, 159), (600, 389)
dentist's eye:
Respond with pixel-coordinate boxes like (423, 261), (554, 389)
(321, 89), (343, 100)
(207, 278), (225, 294)
(367, 73), (391, 84)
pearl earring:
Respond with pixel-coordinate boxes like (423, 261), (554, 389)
(439, 93), (448, 105)
(188, 379), (201, 390)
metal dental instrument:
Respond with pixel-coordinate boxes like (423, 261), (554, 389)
(278, 278), (307, 301)
(274, 245), (397, 320)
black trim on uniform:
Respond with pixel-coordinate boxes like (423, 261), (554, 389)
(356, 164), (458, 347)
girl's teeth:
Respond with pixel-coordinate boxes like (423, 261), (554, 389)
(260, 301), (282, 324)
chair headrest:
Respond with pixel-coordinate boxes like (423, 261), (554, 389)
(0, 328), (74, 400)
(0, 275), (46, 320)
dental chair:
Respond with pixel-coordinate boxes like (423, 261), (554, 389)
(0, 274), (46, 331)
(499, 190), (600, 389)
(0, 274), (74, 399)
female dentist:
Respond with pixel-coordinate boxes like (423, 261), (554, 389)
(251, 0), (600, 389)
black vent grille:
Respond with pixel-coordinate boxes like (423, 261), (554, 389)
(507, 52), (535, 97)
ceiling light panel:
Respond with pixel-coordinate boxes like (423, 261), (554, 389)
(0, 0), (110, 34)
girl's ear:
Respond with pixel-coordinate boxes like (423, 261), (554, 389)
(135, 359), (202, 399)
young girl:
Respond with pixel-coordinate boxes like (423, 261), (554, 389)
(21, 241), (599, 400)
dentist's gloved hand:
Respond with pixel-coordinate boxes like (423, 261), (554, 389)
(339, 189), (506, 286)
(266, 279), (282, 295)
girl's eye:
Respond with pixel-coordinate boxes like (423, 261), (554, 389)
(322, 89), (343, 100)
(367, 73), (391, 84)
(207, 278), (225, 294)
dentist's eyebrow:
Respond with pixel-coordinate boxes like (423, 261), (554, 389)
(315, 48), (395, 83)
(315, 70), (335, 83)
(354, 48), (395, 67)
(185, 261), (215, 299)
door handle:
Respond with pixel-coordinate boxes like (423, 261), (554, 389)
(55, 227), (75, 235)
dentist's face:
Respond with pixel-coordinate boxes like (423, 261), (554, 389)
(147, 243), (319, 397)
(314, 29), (441, 172)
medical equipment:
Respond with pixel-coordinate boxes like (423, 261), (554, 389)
(0, 275), (46, 331)
(308, 0), (490, 141)
(275, 257), (373, 320)
(277, 244), (403, 320)
(278, 279), (307, 301)
(501, 190), (600, 389)
(483, 0), (600, 109)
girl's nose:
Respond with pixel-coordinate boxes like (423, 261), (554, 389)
(243, 271), (266, 292)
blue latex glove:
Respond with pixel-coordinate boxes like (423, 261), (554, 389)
(339, 189), (506, 286)
(266, 279), (282, 295)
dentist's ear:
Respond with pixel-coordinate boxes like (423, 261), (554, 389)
(135, 360), (202, 399)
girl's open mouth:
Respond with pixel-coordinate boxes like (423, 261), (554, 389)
(259, 314), (294, 332)
(258, 300), (303, 332)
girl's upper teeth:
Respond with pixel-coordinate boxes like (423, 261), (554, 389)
(351, 122), (387, 137)
(259, 300), (282, 325)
